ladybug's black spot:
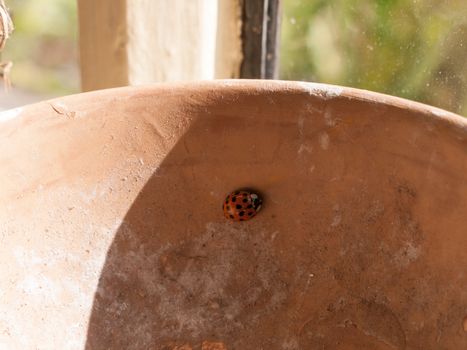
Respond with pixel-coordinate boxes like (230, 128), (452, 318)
(239, 211), (245, 217)
(229, 215), (234, 219)
(242, 198), (248, 203)
(226, 205), (230, 210)
(225, 198), (229, 204)
(232, 196), (236, 202)
(247, 204), (253, 209)
(248, 211), (254, 216)
(236, 204), (242, 210)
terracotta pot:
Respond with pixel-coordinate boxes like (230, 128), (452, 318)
(0, 80), (466, 349)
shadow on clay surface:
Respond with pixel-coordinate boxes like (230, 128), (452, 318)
(83, 84), (467, 349)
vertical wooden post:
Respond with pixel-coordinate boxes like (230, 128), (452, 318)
(215, 0), (243, 79)
(124, 0), (219, 84)
(77, 0), (129, 91)
(78, 0), (281, 91)
(78, 0), (244, 91)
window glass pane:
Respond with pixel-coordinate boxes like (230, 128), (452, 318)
(280, 0), (467, 116)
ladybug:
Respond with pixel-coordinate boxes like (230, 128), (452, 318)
(223, 190), (262, 221)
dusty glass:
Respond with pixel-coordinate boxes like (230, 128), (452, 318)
(281, 0), (467, 116)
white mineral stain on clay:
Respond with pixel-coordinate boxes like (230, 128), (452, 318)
(296, 81), (344, 99)
(18, 274), (59, 300)
(324, 107), (337, 127)
(13, 247), (44, 267)
(394, 242), (421, 268)
(331, 211), (342, 227)
(2, 178), (128, 347)
(331, 205), (342, 227)
(0, 107), (23, 122)
(282, 337), (299, 349)
(319, 132), (330, 150)
(97, 221), (287, 342)
(297, 115), (305, 136)
(298, 143), (313, 155)
(331, 215), (342, 228)
(78, 187), (98, 204)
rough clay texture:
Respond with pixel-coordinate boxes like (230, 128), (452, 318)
(0, 80), (466, 349)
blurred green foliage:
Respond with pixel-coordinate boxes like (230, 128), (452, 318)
(3, 0), (78, 95)
(281, 0), (467, 116)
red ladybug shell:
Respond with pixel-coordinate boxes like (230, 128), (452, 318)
(223, 190), (262, 221)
